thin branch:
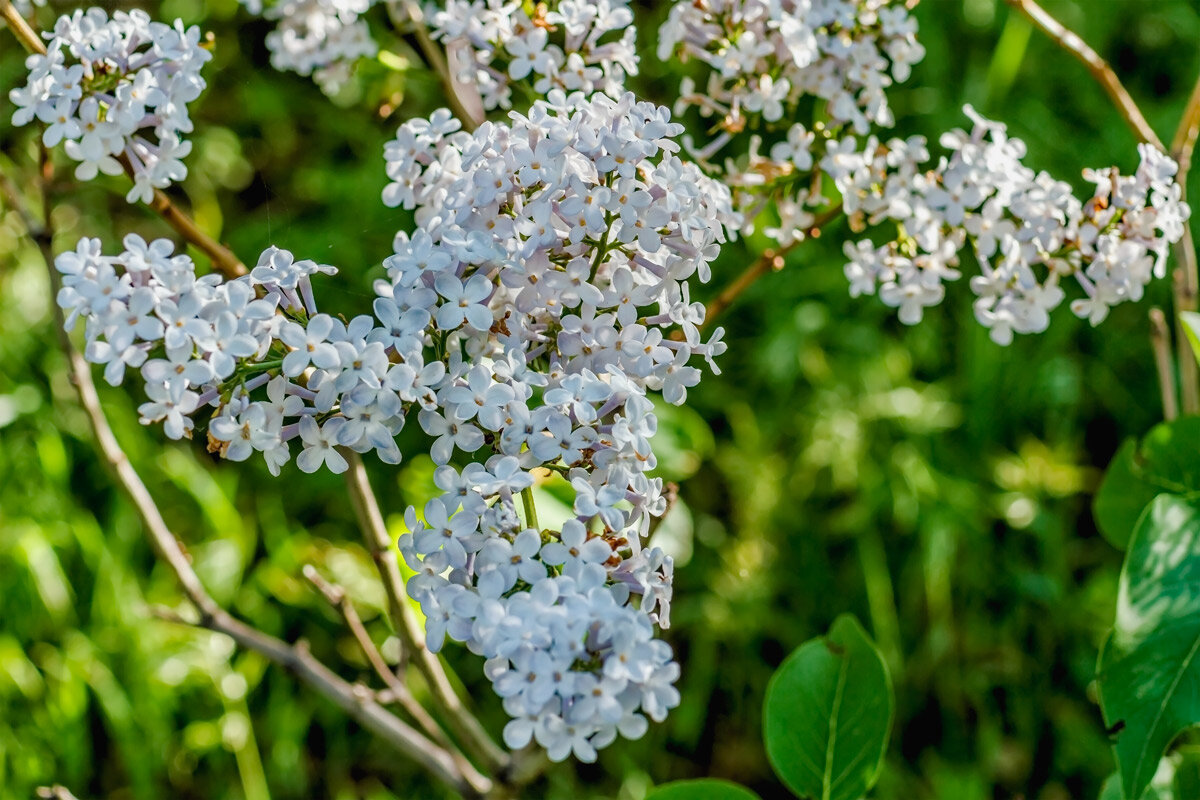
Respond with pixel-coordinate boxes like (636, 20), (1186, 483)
(1171, 72), (1200, 175)
(1150, 307), (1179, 421)
(385, 0), (483, 131)
(1, 0), (247, 280)
(1004, 0), (1164, 150)
(0, 0), (43, 54)
(146, 183), (248, 279)
(342, 452), (511, 777)
(1173, 263), (1200, 414)
(301, 564), (488, 789)
(1170, 76), (1200, 415)
(0, 166), (45, 238)
(697, 206), (843, 334)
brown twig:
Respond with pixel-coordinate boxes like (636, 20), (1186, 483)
(1173, 263), (1200, 414)
(146, 182), (248, 279)
(0, 0), (42, 54)
(342, 452), (511, 777)
(697, 205), (843, 334)
(1004, 0), (1163, 151)
(1150, 307), (1180, 421)
(302, 565), (490, 787)
(1171, 78), (1200, 415)
(0, 166), (45, 238)
(1, 0), (248, 280)
(386, 0), (484, 131)
(1172, 74), (1200, 175)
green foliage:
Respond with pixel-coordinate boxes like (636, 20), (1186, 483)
(3, 1), (1200, 798)
(653, 616), (892, 800)
(763, 615), (893, 800)
(647, 779), (763, 800)
(1093, 419), (1200, 548)
(1099, 497), (1200, 800)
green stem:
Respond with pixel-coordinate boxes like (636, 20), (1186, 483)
(589, 215), (614, 282)
(521, 486), (539, 531)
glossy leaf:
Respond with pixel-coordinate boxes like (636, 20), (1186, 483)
(1093, 419), (1200, 549)
(1099, 496), (1200, 800)
(647, 779), (762, 800)
(764, 614), (893, 800)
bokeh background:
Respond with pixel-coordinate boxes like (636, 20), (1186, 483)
(3, 1), (1199, 798)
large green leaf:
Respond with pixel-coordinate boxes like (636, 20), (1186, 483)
(763, 614), (893, 800)
(1093, 419), (1200, 549)
(1099, 753), (1193, 800)
(1098, 495), (1200, 800)
(647, 779), (762, 800)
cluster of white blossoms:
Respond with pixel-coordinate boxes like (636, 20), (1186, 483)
(53, 234), (343, 458)
(657, 0), (923, 243)
(9, 9), (210, 203)
(383, 91), (735, 761)
(54, 91), (735, 760)
(238, 0), (377, 93)
(828, 106), (1192, 343)
(430, 0), (637, 111)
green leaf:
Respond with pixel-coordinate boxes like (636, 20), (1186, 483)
(1098, 495), (1200, 800)
(1100, 756), (1182, 800)
(1180, 312), (1200, 367)
(764, 614), (893, 800)
(1094, 419), (1200, 549)
(647, 779), (763, 800)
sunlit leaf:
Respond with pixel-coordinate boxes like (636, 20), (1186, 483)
(764, 614), (893, 800)
(647, 779), (762, 800)
(1093, 419), (1200, 549)
(1099, 496), (1200, 800)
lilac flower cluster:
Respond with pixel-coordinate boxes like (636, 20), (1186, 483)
(9, 9), (210, 202)
(829, 106), (1192, 343)
(430, 0), (637, 110)
(382, 91), (734, 759)
(54, 91), (734, 760)
(657, 0), (924, 244)
(238, 0), (377, 93)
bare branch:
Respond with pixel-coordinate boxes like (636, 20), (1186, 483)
(0, 165), (45, 238)
(1004, 0), (1164, 151)
(1150, 307), (1179, 421)
(1170, 78), (1200, 415)
(1171, 73), (1200, 175)
(342, 452), (511, 776)
(385, 0), (484, 131)
(694, 205), (843, 335)
(302, 565), (492, 787)
(0, 0), (44, 54)
(1173, 262), (1200, 414)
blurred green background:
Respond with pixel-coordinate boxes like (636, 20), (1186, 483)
(3, 0), (1199, 798)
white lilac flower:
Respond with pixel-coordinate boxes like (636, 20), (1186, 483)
(431, 0), (638, 111)
(658, 0), (923, 245)
(826, 107), (1191, 342)
(235, 0), (377, 93)
(10, 9), (210, 200)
